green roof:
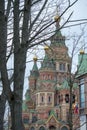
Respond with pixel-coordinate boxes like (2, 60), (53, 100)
(40, 53), (56, 70)
(61, 80), (70, 90)
(22, 101), (28, 111)
(25, 89), (31, 101)
(73, 83), (78, 89)
(51, 31), (65, 46)
(30, 61), (39, 77)
(50, 21), (65, 47)
(76, 53), (87, 77)
(36, 120), (45, 124)
(30, 110), (38, 114)
(49, 110), (57, 117)
(55, 80), (78, 90)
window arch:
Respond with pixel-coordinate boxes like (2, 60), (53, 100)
(58, 95), (61, 103)
(59, 63), (66, 71)
(49, 125), (56, 130)
(30, 127), (35, 130)
(48, 96), (51, 102)
(65, 94), (69, 103)
(41, 96), (44, 102)
(61, 126), (68, 130)
(32, 116), (37, 123)
(39, 126), (45, 130)
(72, 94), (75, 103)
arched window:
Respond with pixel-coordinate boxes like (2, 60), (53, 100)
(32, 116), (37, 123)
(30, 127), (35, 130)
(41, 96), (44, 102)
(59, 63), (65, 71)
(65, 94), (69, 103)
(79, 79), (85, 108)
(48, 110), (51, 116)
(49, 126), (56, 130)
(61, 126), (68, 130)
(48, 96), (51, 102)
(72, 94), (75, 103)
(39, 126), (45, 130)
(67, 64), (70, 72)
(23, 118), (29, 124)
(56, 112), (58, 118)
(58, 95), (61, 103)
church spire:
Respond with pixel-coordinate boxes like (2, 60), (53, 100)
(50, 11), (65, 46)
(54, 6), (61, 30)
(30, 56), (39, 78)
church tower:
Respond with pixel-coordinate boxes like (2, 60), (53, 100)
(22, 14), (79, 130)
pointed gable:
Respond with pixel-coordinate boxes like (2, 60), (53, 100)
(46, 110), (59, 124)
(30, 56), (39, 78)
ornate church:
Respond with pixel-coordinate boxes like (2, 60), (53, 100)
(22, 16), (79, 130)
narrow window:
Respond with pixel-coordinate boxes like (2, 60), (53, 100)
(65, 94), (69, 103)
(48, 110), (51, 116)
(59, 63), (65, 71)
(58, 95), (61, 103)
(41, 96), (44, 102)
(72, 94), (75, 103)
(48, 96), (51, 102)
(80, 83), (85, 108)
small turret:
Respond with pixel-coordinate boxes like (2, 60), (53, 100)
(30, 56), (39, 77)
(40, 46), (55, 70)
(29, 56), (39, 91)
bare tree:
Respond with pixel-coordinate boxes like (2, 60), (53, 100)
(0, 0), (82, 130)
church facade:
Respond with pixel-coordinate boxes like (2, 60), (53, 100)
(22, 16), (80, 130)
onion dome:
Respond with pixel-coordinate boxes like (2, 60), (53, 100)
(79, 49), (84, 54)
(33, 55), (38, 61)
(54, 15), (60, 22)
(44, 46), (49, 51)
(54, 8), (60, 28)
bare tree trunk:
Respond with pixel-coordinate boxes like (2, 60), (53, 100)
(0, 1), (8, 129)
(9, 48), (27, 130)
(10, 100), (24, 130)
(0, 92), (6, 130)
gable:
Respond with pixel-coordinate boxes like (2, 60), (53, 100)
(46, 114), (59, 124)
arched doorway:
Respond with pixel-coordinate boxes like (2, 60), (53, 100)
(39, 126), (45, 130)
(49, 125), (56, 130)
(61, 126), (68, 130)
(30, 126), (35, 130)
